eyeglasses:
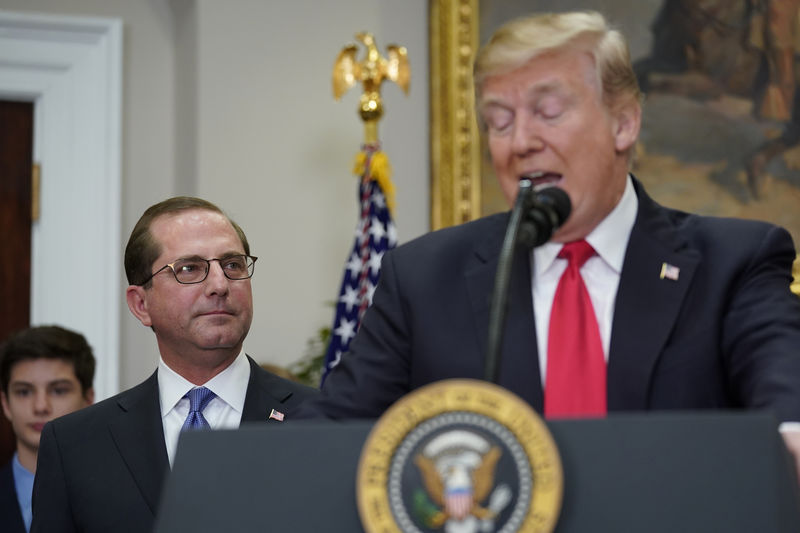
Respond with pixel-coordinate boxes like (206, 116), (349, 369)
(139, 254), (258, 285)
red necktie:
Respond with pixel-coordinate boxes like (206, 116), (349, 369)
(545, 240), (607, 418)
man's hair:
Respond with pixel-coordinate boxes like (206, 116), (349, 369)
(474, 11), (642, 114)
(124, 196), (250, 287)
(0, 325), (96, 395)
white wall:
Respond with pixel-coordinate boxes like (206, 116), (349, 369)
(0, 0), (429, 392)
(0, 10), (123, 401)
(192, 0), (429, 378)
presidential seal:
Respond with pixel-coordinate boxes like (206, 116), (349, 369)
(357, 379), (563, 533)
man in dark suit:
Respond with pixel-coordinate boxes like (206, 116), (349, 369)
(297, 11), (800, 469)
(0, 326), (95, 533)
(31, 197), (317, 533)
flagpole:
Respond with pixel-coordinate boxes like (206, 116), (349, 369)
(321, 33), (410, 384)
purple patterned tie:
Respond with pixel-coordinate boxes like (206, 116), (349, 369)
(181, 387), (216, 431)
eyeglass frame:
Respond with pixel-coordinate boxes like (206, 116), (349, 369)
(137, 254), (258, 286)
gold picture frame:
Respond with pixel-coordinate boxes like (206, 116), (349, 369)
(429, 0), (481, 231)
(429, 0), (800, 294)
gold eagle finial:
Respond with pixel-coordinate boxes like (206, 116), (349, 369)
(333, 32), (410, 142)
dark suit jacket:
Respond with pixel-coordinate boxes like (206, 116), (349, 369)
(30, 356), (317, 533)
(0, 461), (26, 533)
(299, 178), (800, 422)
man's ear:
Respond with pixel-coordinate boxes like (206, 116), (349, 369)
(126, 285), (153, 327)
(83, 387), (95, 406)
(613, 101), (641, 153)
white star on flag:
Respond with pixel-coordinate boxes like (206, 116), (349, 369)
(372, 190), (386, 209)
(334, 318), (357, 344)
(346, 253), (362, 278)
(369, 216), (386, 242)
(386, 221), (398, 247)
(339, 285), (360, 312)
(367, 250), (384, 275)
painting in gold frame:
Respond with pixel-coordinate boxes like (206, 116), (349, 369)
(429, 0), (800, 294)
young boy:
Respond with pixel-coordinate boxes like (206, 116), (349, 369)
(0, 326), (95, 533)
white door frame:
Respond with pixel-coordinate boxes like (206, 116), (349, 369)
(0, 10), (123, 400)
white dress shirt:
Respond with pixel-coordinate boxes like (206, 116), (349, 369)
(158, 349), (250, 466)
(532, 176), (638, 383)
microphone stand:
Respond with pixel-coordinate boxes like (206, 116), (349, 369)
(484, 178), (537, 383)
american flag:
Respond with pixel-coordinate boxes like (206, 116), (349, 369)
(321, 143), (398, 384)
(660, 262), (680, 281)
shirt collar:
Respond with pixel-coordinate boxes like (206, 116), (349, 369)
(158, 349), (250, 417)
(12, 452), (34, 483)
(533, 175), (638, 275)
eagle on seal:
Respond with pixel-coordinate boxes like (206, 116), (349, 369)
(414, 445), (503, 528)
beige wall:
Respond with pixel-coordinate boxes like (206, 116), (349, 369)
(0, 0), (429, 392)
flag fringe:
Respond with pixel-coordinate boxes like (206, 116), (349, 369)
(353, 150), (396, 216)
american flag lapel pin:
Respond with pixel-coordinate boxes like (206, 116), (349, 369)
(268, 408), (285, 422)
(659, 262), (680, 281)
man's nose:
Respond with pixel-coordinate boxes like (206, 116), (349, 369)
(510, 113), (545, 156)
(204, 260), (231, 295)
(33, 390), (51, 414)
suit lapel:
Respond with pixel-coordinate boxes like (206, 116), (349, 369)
(104, 357), (286, 517)
(0, 463), (26, 533)
(108, 372), (169, 516)
(241, 356), (294, 423)
(465, 214), (543, 411)
(607, 179), (700, 410)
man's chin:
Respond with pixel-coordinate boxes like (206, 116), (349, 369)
(188, 319), (250, 352)
(195, 329), (248, 351)
(549, 226), (569, 244)
(549, 222), (586, 244)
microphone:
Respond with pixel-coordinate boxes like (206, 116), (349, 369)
(518, 186), (572, 248)
(484, 178), (571, 383)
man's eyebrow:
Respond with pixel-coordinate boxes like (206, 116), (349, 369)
(9, 378), (75, 388)
(479, 94), (509, 106)
(480, 79), (566, 109)
(47, 379), (77, 387)
(477, 97), (513, 116)
(525, 80), (567, 99)
(174, 252), (244, 261)
(172, 254), (205, 262)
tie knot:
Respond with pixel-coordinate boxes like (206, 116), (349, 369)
(558, 240), (595, 268)
(186, 386), (215, 413)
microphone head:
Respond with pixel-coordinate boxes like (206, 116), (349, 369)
(518, 187), (572, 248)
(536, 187), (571, 226)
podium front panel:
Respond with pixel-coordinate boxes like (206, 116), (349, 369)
(154, 413), (799, 532)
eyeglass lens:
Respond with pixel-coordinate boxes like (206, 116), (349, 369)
(172, 255), (255, 284)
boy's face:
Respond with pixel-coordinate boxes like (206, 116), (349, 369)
(1, 359), (93, 455)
